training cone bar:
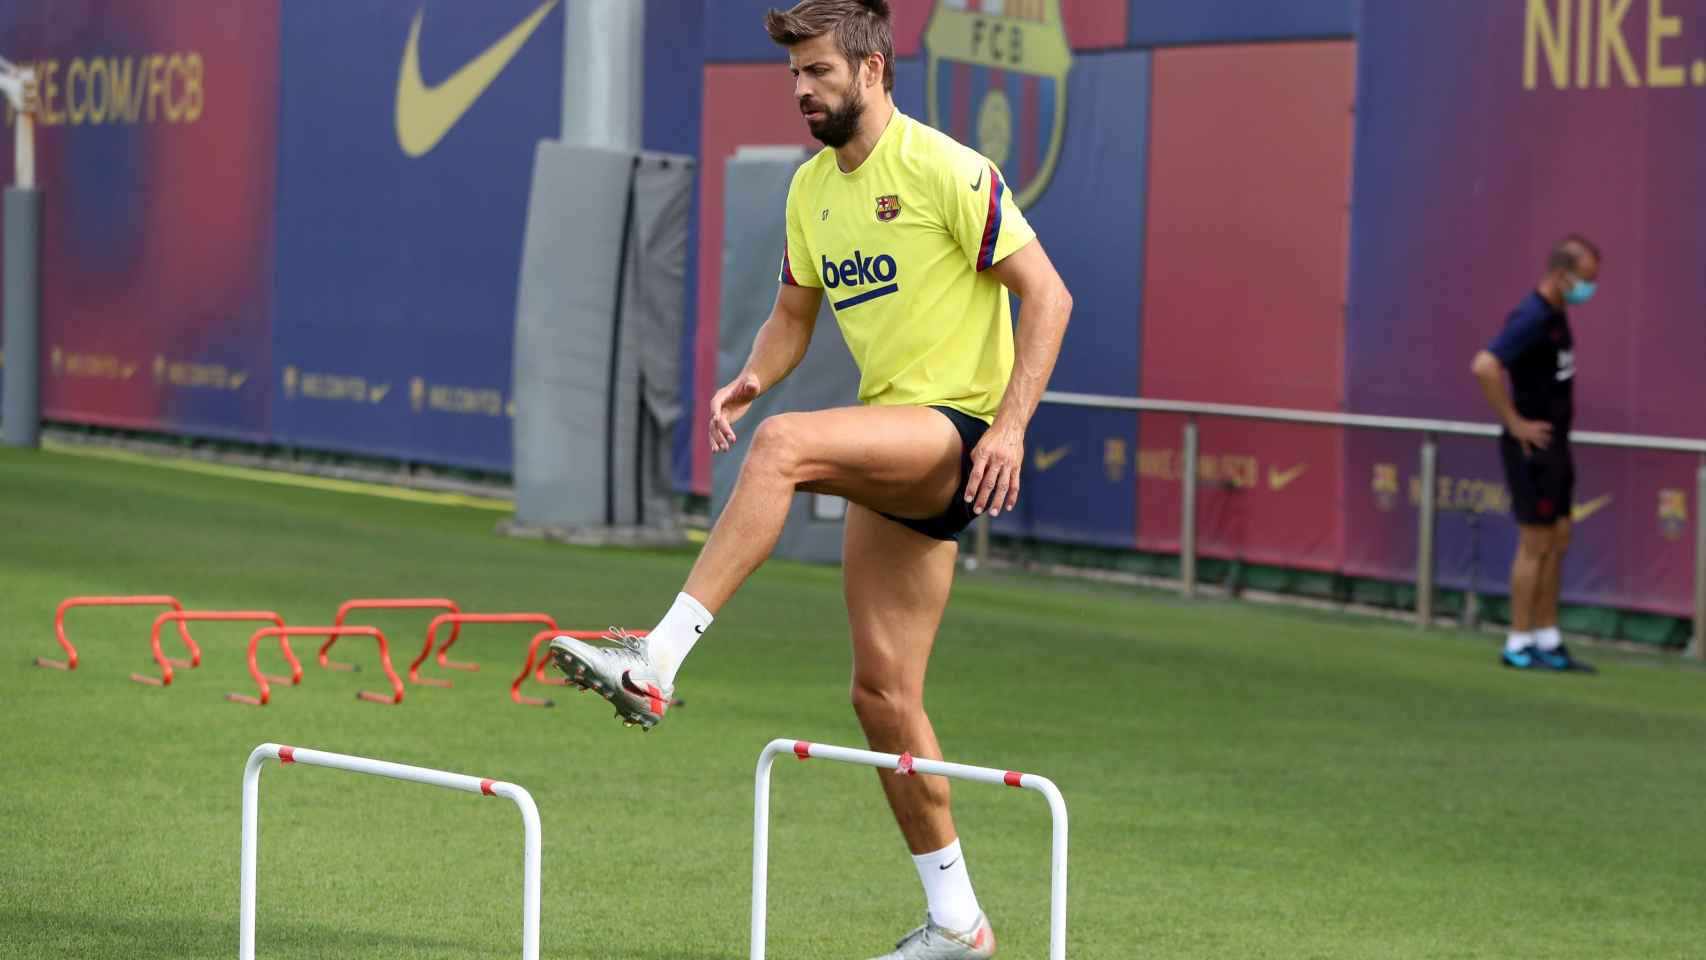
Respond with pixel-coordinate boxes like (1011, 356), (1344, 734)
(39, 595), (192, 670)
(130, 611), (294, 688)
(240, 743), (541, 960)
(752, 739), (1069, 960)
(322, 597), (463, 671)
(234, 626), (401, 706)
(407, 613), (559, 687)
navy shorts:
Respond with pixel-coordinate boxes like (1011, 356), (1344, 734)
(879, 405), (990, 542)
(1500, 432), (1574, 525)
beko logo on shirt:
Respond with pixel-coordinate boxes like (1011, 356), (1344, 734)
(820, 250), (900, 310)
(821, 250), (897, 288)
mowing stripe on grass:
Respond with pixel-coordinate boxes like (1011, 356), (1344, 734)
(42, 439), (515, 512)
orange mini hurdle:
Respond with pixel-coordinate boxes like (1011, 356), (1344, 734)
(234, 626), (403, 706)
(320, 597), (462, 671)
(131, 610), (296, 688)
(39, 595), (192, 670)
(408, 613), (559, 687)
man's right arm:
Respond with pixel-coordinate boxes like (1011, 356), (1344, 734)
(708, 283), (822, 452)
(1471, 349), (1551, 454)
(738, 283), (822, 393)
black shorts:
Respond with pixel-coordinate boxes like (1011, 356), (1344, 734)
(879, 405), (990, 542)
(1499, 432), (1574, 525)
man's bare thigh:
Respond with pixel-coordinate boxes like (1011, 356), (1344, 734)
(769, 405), (963, 519)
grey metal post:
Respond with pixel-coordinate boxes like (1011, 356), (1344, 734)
(972, 513), (990, 570)
(563, 0), (643, 150)
(2, 187), (41, 448)
(1693, 455), (1706, 661)
(1416, 434), (1438, 629)
(1181, 416), (1198, 598)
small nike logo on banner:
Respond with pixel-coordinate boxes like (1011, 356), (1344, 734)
(395, 0), (559, 157)
(1571, 493), (1614, 524)
(1033, 445), (1070, 471)
(1268, 463), (1308, 491)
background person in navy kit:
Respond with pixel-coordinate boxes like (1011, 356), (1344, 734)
(1470, 236), (1601, 673)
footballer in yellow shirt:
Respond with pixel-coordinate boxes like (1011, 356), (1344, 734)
(778, 108), (1037, 425)
(550, 4), (1071, 955)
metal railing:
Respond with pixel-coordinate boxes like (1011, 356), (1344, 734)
(974, 392), (1706, 659)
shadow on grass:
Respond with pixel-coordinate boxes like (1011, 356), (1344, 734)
(0, 906), (745, 959)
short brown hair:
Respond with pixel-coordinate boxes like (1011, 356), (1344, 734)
(764, 0), (894, 93)
(1547, 234), (1602, 272)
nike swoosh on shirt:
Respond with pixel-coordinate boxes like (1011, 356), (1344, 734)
(970, 168), (983, 191)
(1571, 493), (1614, 524)
(395, 0), (559, 157)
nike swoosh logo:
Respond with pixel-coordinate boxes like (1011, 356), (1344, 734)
(1268, 463), (1308, 491)
(395, 0), (559, 158)
(693, 624), (704, 634)
(938, 857), (960, 871)
(369, 384), (391, 403)
(970, 168), (983, 191)
(1571, 493), (1614, 524)
(1033, 445), (1070, 471)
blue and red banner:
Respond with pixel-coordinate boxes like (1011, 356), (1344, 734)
(270, 0), (563, 471)
(1345, 0), (1706, 616)
(1135, 42), (1357, 570)
(0, 0), (280, 441)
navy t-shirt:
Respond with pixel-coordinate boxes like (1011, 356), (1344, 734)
(1488, 291), (1574, 433)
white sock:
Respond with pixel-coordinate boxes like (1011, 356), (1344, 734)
(644, 592), (711, 688)
(1533, 626), (1563, 651)
(1505, 630), (1534, 653)
(912, 838), (982, 932)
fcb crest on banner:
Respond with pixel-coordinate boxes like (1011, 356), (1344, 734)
(924, 0), (1073, 210)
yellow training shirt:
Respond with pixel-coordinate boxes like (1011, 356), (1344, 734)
(779, 110), (1036, 423)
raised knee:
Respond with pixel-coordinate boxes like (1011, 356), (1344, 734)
(747, 414), (803, 477)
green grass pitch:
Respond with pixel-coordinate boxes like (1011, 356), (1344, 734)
(4, 444), (1705, 958)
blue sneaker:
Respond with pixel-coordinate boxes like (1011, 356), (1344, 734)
(1533, 642), (1597, 674)
(1501, 647), (1539, 669)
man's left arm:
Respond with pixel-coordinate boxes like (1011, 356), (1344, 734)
(966, 240), (1072, 516)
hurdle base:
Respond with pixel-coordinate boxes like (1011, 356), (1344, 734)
(319, 659), (361, 672)
(438, 658), (480, 672)
(513, 693), (556, 708)
(166, 656), (195, 669)
(412, 676), (452, 688)
(357, 690), (403, 705)
(130, 672), (168, 687)
(34, 656), (72, 670)
(226, 692), (265, 707)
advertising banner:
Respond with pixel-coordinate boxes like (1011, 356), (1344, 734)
(271, 0), (562, 470)
(1346, 0), (1706, 615)
(0, 1), (280, 440)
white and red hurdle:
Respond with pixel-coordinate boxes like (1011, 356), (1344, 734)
(239, 743), (541, 959)
(751, 739), (1070, 960)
